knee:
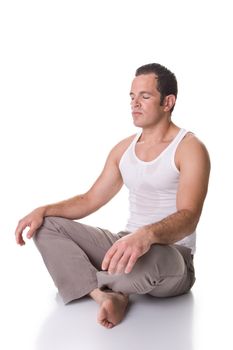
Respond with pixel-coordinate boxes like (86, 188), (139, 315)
(120, 245), (185, 294)
(148, 244), (186, 277)
(33, 216), (59, 246)
(97, 245), (186, 295)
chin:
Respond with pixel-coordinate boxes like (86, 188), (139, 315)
(133, 118), (143, 126)
(133, 120), (147, 128)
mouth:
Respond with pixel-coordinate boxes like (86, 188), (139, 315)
(132, 111), (143, 116)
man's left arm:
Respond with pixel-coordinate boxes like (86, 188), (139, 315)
(102, 135), (210, 274)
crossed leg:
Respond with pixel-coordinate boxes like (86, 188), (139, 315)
(34, 217), (194, 329)
(33, 217), (129, 328)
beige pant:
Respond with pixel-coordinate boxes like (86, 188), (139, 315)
(33, 217), (195, 304)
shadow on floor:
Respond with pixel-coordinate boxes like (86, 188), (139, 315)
(36, 292), (194, 350)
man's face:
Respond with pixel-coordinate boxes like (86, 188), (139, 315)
(130, 73), (165, 128)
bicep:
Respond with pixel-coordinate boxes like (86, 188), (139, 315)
(85, 149), (123, 212)
(176, 138), (210, 218)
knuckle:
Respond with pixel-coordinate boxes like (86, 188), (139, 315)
(135, 245), (143, 254)
(131, 252), (139, 261)
(107, 250), (115, 259)
(110, 256), (119, 265)
(117, 243), (125, 252)
(118, 263), (125, 269)
(118, 239), (127, 248)
(129, 257), (136, 266)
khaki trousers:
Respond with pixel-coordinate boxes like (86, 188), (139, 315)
(33, 217), (195, 304)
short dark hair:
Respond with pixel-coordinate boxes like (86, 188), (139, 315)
(135, 63), (178, 112)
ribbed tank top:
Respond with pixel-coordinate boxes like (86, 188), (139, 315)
(119, 128), (196, 254)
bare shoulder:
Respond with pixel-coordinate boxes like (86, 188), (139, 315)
(175, 132), (211, 171)
(108, 133), (137, 165)
(180, 132), (210, 157)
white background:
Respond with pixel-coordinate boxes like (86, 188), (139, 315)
(0, 1), (232, 349)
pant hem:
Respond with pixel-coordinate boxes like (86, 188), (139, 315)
(62, 282), (98, 304)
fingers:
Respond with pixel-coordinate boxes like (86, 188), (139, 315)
(102, 245), (118, 271)
(26, 220), (40, 239)
(15, 220), (26, 245)
(26, 225), (36, 239)
(102, 232), (149, 274)
(115, 251), (131, 274)
(15, 209), (44, 245)
(102, 244), (140, 275)
(15, 220), (35, 245)
(124, 253), (139, 274)
(108, 249), (127, 274)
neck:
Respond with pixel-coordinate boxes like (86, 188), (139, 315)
(139, 121), (177, 144)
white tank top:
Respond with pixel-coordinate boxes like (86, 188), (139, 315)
(119, 128), (196, 254)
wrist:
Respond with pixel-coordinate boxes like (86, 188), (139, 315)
(34, 206), (48, 217)
(143, 225), (159, 245)
(138, 226), (154, 246)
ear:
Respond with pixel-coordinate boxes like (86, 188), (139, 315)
(163, 95), (176, 112)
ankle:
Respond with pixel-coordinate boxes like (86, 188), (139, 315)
(89, 288), (107, 304)
(89, 288), (128, 304)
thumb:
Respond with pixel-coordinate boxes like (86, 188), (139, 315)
(26, 224), (38, 239)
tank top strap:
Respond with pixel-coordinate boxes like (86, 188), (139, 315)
(174, 129), (189, 145)
(171, 128), (189, 151)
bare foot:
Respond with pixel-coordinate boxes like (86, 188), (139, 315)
(97, 291), (129, 329)
(89, 289), (129, 329)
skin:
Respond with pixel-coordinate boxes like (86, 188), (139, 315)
(15, 73), (210, 328)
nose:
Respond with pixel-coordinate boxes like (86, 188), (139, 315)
(131, 96), (141, 109)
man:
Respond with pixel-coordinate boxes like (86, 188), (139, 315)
(15, 63), (210, 329)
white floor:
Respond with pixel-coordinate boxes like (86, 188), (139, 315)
(1, 223), (232, 350)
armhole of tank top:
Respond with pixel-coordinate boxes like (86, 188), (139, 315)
(171, 129), (189, 174)
(119, 132), (141, 171)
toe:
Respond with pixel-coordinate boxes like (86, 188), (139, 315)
(106, 320), (114, 329)
(99, 318), (114, 329)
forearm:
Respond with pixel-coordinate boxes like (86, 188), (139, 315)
(102, 209), (199, 274)
(15, 193), (95, 245)
(39, 193), (93, 220)
(145, 209), (200, 245)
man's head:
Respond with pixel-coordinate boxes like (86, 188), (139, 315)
(130, 63), (177, 129)
(135, 63), (178, 113)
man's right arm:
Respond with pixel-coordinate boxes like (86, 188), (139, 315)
(15, 138), (130, 245)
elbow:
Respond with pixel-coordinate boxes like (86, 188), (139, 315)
(182, 208), (201, 234)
